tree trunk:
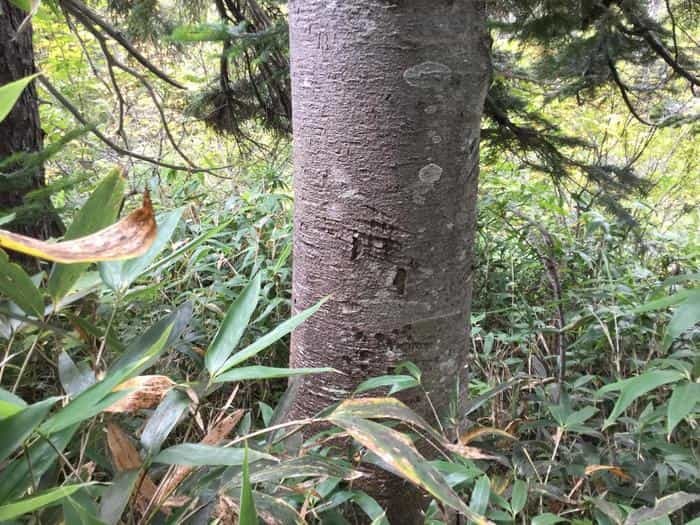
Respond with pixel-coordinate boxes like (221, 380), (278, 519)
(0, 0), (62, 241)
(287, 0), (490, 519)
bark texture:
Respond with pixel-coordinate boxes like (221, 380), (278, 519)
(288, 0), (490, 520)
(0, 0), (61, 240)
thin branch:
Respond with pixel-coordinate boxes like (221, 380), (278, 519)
(59, 0), (186, 89)
(38, 75), (233, 176)
(606, 55), (656, 127)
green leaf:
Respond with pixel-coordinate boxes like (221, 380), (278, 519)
(0, 484), (88, 521)
(0, 249), (44, 318)
(215, 297), (328, 376)
(327, 415), (491, 524)
(0, 388), (26, 419)
(469, 476), (490, 517)
(632, 289), (694, 314)
(564, 406), (598, 428)
(354, 375), (420, 396)
(63, 494), (106, 525)
(623, 492), (700, 525)
(0, 74), (39, 123)
(662, 290), (700, 351)
(667, 383), (700, 435)
(510, 479), (527, 515)
(599, 370), (684, 429)
(39, 305), (190, 435)
(48, 170), (125, 302)
(327, 397), (442, 442)
(206, 272), (261, 374)
(0, 397), (58, 464)
(140, 389), (190, 455)
(153, 444), (274, 467)
(531, 514), (568, 525)
(8, 0), (32, 11)
(239, 446), (258, 525)
(213, 365), (336, 384)
(169, 22), (244, 42)
(99, 208), (184, 292)
(0, 425), (78, 502)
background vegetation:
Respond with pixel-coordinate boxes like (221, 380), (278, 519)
(0, 1), (698, 523)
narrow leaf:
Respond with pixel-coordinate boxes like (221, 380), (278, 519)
(667, 383), (700, 435)
(153, 444), (274, 467)
(215, 297), (328, 376)
(0, 74), (39, 123)
(0, 249), (44, 317)
(599, 371), (683, 429)
(206, 272), (261, 374)
(100, 207), (183, 292)
(0, 397), (58, 463)
(0, 192), (156, 264)
(239, 446), (258, 525)
(140, 389), (190, 455)
(0, 484), (88, 521)
(214, 365), (336, 384)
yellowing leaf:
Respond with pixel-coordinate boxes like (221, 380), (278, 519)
(584, 464), (632, 481)
(105, 375), (175, 413)
(0, 192), (157, 263)
(459, 427), (517, 445)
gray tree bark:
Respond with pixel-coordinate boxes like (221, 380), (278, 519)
(287, 0), (490, 520)
(0, 0), (62, 242)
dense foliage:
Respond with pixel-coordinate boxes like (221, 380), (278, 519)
(0, 1), (698, 524)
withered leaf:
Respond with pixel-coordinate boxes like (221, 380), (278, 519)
(104, 375), (175, 413)
(0, 192), (156, 263)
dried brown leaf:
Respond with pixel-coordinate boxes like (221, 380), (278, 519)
(104, 375), (175, 413)
(0, 192), (156, 263)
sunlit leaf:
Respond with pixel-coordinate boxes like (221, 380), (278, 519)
(39, 305), (189, 434)
(0, 192), (156, 264)
(0, 484), (89, 521)
(0, 388), (26, 419)
(469, 476), (490, 517)
(510, 479), (527, 515)
(0, 74), (38, 123)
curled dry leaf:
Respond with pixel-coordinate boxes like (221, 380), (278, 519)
(584, 464), (632, 481)
(0, 192), (156, 263)
(105, 375), (175, 413)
